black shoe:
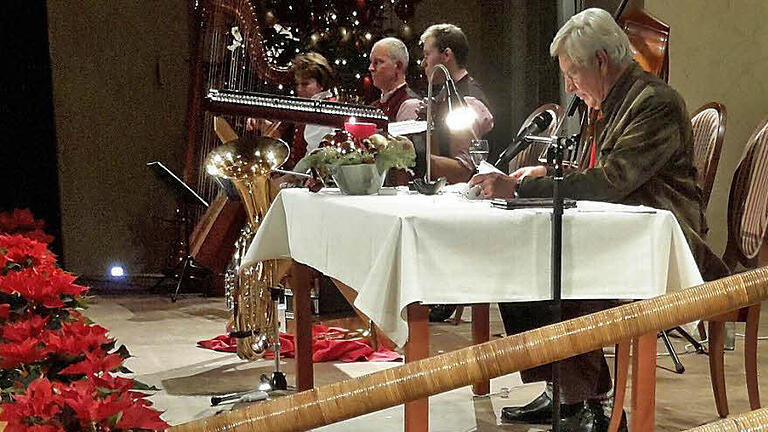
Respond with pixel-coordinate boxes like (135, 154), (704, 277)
(560, 402), (627, 432)
(500, 392), (583, 424)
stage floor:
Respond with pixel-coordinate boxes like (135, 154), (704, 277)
(83, 293), (768, 431)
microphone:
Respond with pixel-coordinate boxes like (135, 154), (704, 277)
(494, 111), (554, 169)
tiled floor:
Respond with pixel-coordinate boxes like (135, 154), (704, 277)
(84, 293), (767, 431)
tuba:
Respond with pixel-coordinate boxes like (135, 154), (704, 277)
(205, 136), (292, 359)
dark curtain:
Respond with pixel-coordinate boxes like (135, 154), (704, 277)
(0, 1), (62, 256)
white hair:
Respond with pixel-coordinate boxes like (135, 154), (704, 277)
(372, 37), (409, 70)
(550, 8), (633, 67)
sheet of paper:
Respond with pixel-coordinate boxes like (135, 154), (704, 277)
(388, 120), (427, 136)
(477, 160), (504, 175)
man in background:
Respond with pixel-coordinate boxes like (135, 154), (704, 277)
(369, 37), (420, 122)
(420, 23), (494, 183)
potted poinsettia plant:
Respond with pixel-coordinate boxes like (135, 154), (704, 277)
(294, 130), (416, 195)
(0, 209), (169, 431)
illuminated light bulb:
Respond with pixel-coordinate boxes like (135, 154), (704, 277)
(445, 106), (477, 131)
(110, 265), (125, 278)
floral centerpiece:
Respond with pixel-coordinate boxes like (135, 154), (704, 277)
(0, 209), (169, 432)
(294, 130), (416, 195)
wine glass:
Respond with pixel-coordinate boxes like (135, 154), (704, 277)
(469, 139), (489, 168)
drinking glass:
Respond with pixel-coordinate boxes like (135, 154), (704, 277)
(469, 139), (489, 168)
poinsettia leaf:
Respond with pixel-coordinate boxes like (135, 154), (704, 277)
(131, 380), (161, 392)
(13, 367), (43, 390)
(75, 295), (91, 309)
(58, 404), (82, 432)
(108, 410), (123, 426)
(115, 403), (170, 430)
(96, 386), (117, 397)
(46, 311), (65, 330)
(113, 344), (131, 359)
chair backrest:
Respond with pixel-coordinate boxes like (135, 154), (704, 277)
(691, 102), (727, 208)
(724, 116), (768, 270)
(508, 103), (564, 173)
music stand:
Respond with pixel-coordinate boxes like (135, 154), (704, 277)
(147, 161), (209, 208)
(147, 161), (209, 301)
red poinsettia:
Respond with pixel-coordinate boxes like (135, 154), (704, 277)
(0, 376), (169, 431)
(43, 320), (113, 358)
(1, 314), (48, 342)
(0, 378), (62, 430)
(64, 377), (169, 431)
(59, 351), (124, 376)
(0, 267), (87, 309)
(115, 397), (170, 430)
(0, 209), (54, 244)
(0, 210), (168, 431)
(0, 234), (57, 272)
(90, 373), (136, 395)
(58, 378), (132, 427)
(0, 337), (47, 369)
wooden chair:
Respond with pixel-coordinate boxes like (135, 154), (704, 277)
(665, 102), (727, 364)
(707, 116), (768, 417)
(691, 102), (727, 209)
(508, 103), (565, 173)
(609, 116), (766, 430)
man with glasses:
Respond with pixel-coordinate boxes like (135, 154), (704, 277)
(470, 8), (728, 431)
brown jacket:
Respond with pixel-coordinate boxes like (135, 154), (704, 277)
(518, 63), (728, 281)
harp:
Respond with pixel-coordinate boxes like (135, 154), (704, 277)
(182, 0), (387, 293)
(182, 0), (292, 293)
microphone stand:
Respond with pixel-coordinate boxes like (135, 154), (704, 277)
(522, 132), (579, 432)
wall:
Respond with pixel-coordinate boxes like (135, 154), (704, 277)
(645, 0), (768, 255)
(48, 1), (190, 277)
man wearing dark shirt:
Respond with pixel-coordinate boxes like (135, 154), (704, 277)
(419, 24), (494, 183)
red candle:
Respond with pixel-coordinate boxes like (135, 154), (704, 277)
(344, 119), (377, 139)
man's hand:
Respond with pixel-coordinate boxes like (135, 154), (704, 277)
(468, 173), (517, 199)
(509, 165), (547, 181)
(468, 165), (547, 199)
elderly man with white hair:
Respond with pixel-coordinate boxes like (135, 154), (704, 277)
(470, 8), (728, 431)
(368, 37), (420, 122)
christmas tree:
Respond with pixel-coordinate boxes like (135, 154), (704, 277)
(259, 0), (423, 103)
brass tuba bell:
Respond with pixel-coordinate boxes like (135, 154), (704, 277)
(205, 135), (291, 359)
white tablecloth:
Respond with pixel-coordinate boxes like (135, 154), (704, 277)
(243, 188), (703, 347)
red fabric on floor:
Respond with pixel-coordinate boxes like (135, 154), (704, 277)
(197, 324), (402, 362)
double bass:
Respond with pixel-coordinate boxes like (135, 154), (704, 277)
(616, 0), (670, 82)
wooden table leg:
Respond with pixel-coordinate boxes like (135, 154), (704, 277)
(471, 304), (490, 395)
(631, 332), (656, 431)
(405, 303), (430, 432)
(292, 261), (314, 392)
